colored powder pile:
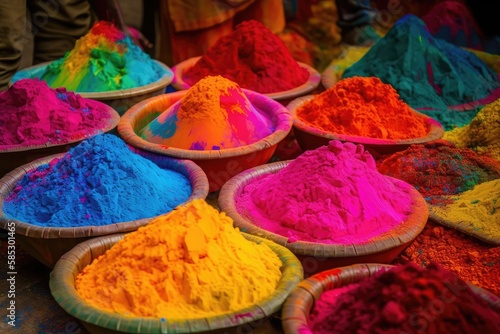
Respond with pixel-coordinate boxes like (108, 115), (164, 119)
(75, 199), (282, 318)
(307, 262), (500, 334)
(3, 134), (191, 227)
(183, 20), (309, 94)
(235, 140), (415, 244)
(295, 76), (429, 140)
(39, 21), (166, 92)
(139, 76), (273, 150)
(400, 221), (500, 296)
(444, 99), (500, 161)
(342, 15), (500, 130)
(0, 79), (109, 146)
(377, 141), (500, 202)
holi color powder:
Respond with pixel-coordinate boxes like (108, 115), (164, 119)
(140, 76), (274, 150)
(75, 199), (282, 319)
(235, 140), (414, 244)
(0, 79), (110, 146)
(183, 20), (309, 94)
(308, 262), (500, 334)
(3, 134), (192, 227)
(295, 76), (429, 140)
(342, 15), (500, 130)
(38, 21), (167, 92)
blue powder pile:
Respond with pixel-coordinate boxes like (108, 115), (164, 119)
(4, 134), (192, 227)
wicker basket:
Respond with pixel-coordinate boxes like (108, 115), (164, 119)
(287, 95), (444, 157)
(218, 161), (429, 276)
(49, 232), (304, 334)
(0, 150), (209, 268)
(9, 60), (174, 115)
(281, 263), (500, 334)
(118, 90), (293, 192)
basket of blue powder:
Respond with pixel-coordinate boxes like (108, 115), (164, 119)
(0, 134), (209, 268)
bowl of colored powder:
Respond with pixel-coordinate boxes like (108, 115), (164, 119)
(0, 78), (121, 177)
(50, 199), (304, 334)
(119, 75), (293, 191)
(10, 21), (173, 115)
(281, 262), (500, 334)
(287, 76), (444, 156)
(0, 134), (209, 268)
(219, 140), (429, 276)
(171, 20), (321, 102)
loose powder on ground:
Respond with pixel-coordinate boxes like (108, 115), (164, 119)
(3, 134), (191, 227)
(75, 199), (282, 318)
(140, 75), (273, 150)
(183, 20), (309, 94)
(235, 140), (415, 243)
(295, 76), (429, 140)
(0, 79), (109, 146)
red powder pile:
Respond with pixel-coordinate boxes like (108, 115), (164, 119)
(183, 20), (309, 94)
(0, 79), (110, 146)
(308, 262), (500, 334)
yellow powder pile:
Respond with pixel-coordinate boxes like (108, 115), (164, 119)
(75, 199), (282, 318)
(444, 99), (500, 161)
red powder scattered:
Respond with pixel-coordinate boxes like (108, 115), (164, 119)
(0, 79), (110, 146)
(308, 262), (500, 334)
(89, 20), (126, 42)
(183, 20), (309, 94)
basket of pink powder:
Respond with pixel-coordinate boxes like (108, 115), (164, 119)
(171, 20), (320, 103)
(118, 75), (293, 191)
(10, 21), (173, 115)
(49, 199), (304, 334)
(218, 140), (428, 277)
(281, 262), (500, 334)
(0, 134), (209, 268)
(287, 76), (444, 157)
(0, 78), (121, 177)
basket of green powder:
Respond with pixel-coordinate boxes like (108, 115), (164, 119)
(281, 263), (500, 334)
(50, 199), (304, 334)
(0, 134), (209, 268)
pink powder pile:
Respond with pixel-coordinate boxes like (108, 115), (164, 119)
(0, 79), (110, 146)
(235, 140), (414, 244)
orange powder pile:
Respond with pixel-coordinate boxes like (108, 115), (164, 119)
(295, 76), (429, 140)
(74, 199), (282, 319)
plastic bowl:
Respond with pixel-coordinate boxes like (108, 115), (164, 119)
(218, 161), (429, 277)
(49, 233), (304, 334)
(9, 60), (174, 115)
(118, 90), (293, 192)
(287, 95), (444, 157)
(0, 150), (209, 268)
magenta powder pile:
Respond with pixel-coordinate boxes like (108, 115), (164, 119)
(0, 78), (110, 146)
(235, 140), (415, 244)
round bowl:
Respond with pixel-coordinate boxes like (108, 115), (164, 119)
(281, 263), (500, 334)
(218, 161), (429, 277)
(0, 150), (209, 268)
(118, 90), (293, 192)
(10, 60), (174, 115)
(0, 101), (121, 177)
(171, 56), (321, 103)
(49, 232), (304, 334)
(287, 95), (444, 157)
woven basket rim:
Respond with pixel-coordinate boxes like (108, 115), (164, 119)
(49, 232), (304, 333)
(287, 95), (444, 146)
(117, 89), (293, 160)
(171, 56), (321, 101)
(9, 60), (173, 100)
(218, 160), (429, 257)
(0, 150), (209, 238)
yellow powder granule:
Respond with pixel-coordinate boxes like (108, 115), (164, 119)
(75, 199), (282, 318)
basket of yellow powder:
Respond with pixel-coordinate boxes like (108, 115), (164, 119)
(50, 199), (303, 333)
(118, 75), (293, 191)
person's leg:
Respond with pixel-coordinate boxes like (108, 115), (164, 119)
(0, 1), (27, 91)
(334, 0), (379, 45)
(234, 0), (285, 34)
